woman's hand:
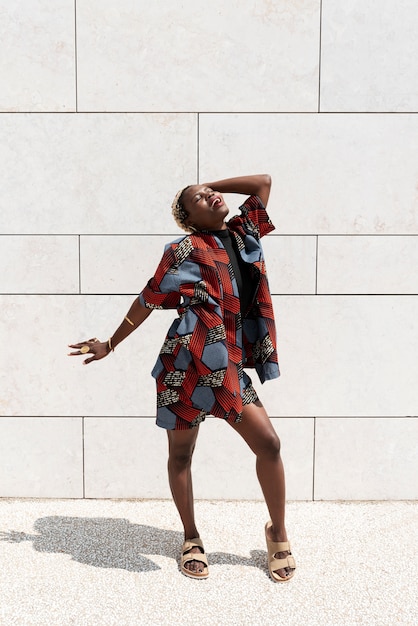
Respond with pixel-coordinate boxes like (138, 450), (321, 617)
(67, 337), (109, 365)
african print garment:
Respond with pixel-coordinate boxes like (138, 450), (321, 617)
(139, 195), (280, 428)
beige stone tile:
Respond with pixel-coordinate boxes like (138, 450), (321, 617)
(84, 417), (171, 499)
(263, 236), (317, 294)
(84, 416), (314, 500)
(80, 236), (171, 294)
(317, 236), (418, 294)
(193, 417), (314, 501)
(0, 114), (196, 234)
(254, 296), (418, 418)
(80, 234), (317, 295)
(2, 292), (418, 421)
(0, 0), (75, 112)
(76, 0), (320, 112)
(2, 294), (418, 421)
(314, 417), (418, 499)
(0, 295), (169, 417)
(321, 0), (418, 111)
(199, 113), (418, 235)
(0, 417), (83, 497)
(0, 236), (79, 293)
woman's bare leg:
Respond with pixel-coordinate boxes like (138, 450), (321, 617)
(228, 400), (294, 579)
(167, 426), (205, 574)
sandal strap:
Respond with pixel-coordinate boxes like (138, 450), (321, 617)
(268, 540), (290, 552)
(182, 552), (209, 568)
(182, 537), (204, 553)
(181, 537), (208, 568)
(269, 554), (296, 570)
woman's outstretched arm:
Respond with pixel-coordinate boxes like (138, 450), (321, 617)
(68, 297), (152, 365)
(204, 174), (271, 207)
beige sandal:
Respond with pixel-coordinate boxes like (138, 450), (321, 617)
(180, 537), (209, 580)
(265, 521), (296, 582)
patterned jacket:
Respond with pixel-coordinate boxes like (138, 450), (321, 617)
(139, 195), (280, 422)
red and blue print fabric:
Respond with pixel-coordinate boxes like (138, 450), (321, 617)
(139, 195), (280, 429)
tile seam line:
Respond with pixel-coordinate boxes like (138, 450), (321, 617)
(74, 0), (78, 112)
(163, 292), (412, 297)
(2, 415), (414, 419)
(197, 112), (200, 182)
(312, 416), (316, 500)
(2, 293), (417, 297)
(78, 235), (81, 294)
(82, 416), (85, 498)
(3, 233), (418, 237)
(318, 0), (323, 113)
(2, 111), (418, 115)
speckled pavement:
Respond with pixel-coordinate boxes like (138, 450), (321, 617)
(0, 499), (417, 625)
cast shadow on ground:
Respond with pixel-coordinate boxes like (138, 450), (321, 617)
(0, 516), (268, 575)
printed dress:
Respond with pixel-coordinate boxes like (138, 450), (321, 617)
(139, 195), (280, 429)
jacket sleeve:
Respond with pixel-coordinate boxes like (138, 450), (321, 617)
(228, 195), (275, 239)
(139, 241), (184, 310)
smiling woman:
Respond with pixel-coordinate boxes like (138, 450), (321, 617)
(68, 174), (296, 583)
(179, 185), (229, 231)
(172, 176), (272, 233)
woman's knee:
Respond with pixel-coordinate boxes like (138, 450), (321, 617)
(257, 431), (282, 461)
(167, 432), (197, 469)
(233, 405), (282, 460)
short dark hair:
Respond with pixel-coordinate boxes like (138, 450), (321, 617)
(171, 185), (193, 232)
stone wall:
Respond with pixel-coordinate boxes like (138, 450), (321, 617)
(1, 0), (417, 499)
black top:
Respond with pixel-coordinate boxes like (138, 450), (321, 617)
(211, 228), (255, 316)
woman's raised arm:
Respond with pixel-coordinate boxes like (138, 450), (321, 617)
(204, 174), (271, 207)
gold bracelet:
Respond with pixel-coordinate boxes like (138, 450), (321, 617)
(108, 337), (114, 352)
(124, 316), (135, 326)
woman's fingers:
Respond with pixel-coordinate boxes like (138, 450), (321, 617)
(67, 338), (108, 364)
(68, 338), (99, 348)
(67, 344), (91, 356)
(67, 338), (101, 359)
(82, 355), (97, 365)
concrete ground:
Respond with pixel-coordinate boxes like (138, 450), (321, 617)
(0, 499), (417, 626)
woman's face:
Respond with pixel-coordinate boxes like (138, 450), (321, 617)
(181, 185), (229, 231)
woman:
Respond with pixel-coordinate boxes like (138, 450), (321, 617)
(69, 174), (296, 582)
